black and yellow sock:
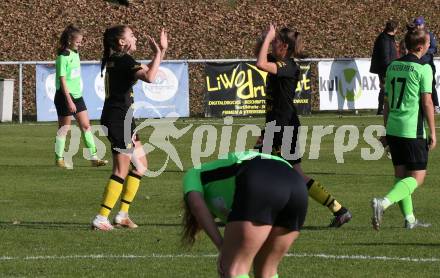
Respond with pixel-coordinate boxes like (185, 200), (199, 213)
(98, 175), (124, 217)
(120, 171), (142, 213)
(306, 179), (342, 214)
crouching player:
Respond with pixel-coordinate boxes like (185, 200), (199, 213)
(182, 151), (308, 278)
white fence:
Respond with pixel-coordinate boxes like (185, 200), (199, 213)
(2, 57), (419, 123)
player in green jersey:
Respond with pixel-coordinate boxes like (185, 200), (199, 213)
(54, 24), (108, 168)
(372, 28), (436, 230)
(182, 151), (308, 278)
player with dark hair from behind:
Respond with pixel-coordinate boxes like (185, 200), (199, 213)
(54, 24), (108, 168)
(255, 24), (352, 228)
(91, 25), (167, 230)
(372, 28), (436, 230)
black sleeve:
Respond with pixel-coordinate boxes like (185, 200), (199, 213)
(382, 38), (392, 67)
(267, 54), (276, 62)
(277, 58), (298, 78)
(122, 54), (142, 76)
(429, 32), (437, 55)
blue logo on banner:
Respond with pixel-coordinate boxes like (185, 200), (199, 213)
(36, 62), (189, 121)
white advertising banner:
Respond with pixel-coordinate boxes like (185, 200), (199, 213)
(318, 60), (380, 110)
(36, 62), (189, 121)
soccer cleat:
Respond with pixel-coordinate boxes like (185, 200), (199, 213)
(91, 159), (108, 167)
(114, 214), (138, 229)
(92, 215), (114, 231)
(55, 158), (72, 169)
(328, 209), (352, 228)
(405, 219), (432, 229)
(371, 198), (385, 231)
(56, 159), (66, 168)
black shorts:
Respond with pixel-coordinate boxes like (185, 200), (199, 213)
(54, 90), (87, 117)
(257, 115), (302, 165)
(387, 135), (429, 170)
(101, 117), (139, 154)
(228, 157), (308, 231)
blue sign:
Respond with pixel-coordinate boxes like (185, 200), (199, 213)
(36, 62), (189, 121)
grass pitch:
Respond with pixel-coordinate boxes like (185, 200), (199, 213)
(0, 114), (439, 277)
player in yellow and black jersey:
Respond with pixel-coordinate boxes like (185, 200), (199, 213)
(92, 25), (168, 231)
(255, 24), (352, 228)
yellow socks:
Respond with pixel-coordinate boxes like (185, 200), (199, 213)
(307, 179), (342, 214)
(120, 171), (142, 213)
(99, 175), (124, 217)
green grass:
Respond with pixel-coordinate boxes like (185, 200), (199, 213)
(0, 114), (439, 277)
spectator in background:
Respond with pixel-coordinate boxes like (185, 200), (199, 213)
(398, 38), (407, 57)
(414, 16), (440, 114)
(370, 20), (398, 115)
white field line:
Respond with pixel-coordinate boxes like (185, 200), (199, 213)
(0, 253), (438, 263)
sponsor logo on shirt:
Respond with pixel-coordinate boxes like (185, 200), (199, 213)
(71, 67), (81, 79)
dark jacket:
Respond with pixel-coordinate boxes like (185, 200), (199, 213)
(370, 32), (397, 76)
(420, 31), (437, 66)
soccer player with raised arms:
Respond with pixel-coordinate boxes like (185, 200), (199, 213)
(91, 25), (168, 230)
(371, 27), (436, 230)
(54, 24), (108, 168)
(255, 24), (352, 227)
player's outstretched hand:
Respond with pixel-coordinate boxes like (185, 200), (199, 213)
(160, 28), (168, 51)
(147, 35), (161, 54)
(265, 23), (276, 41)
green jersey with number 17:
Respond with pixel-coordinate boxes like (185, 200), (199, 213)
(385, 53), (432, 139)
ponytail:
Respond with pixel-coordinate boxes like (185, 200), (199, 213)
(101, 29), (112, 77)
(293, 31), (305, 58)
(278, 27), (304, 58)
(181, 199), (202, 247)
(101, 25), (127, 77)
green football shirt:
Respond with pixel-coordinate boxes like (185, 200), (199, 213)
(55, 49), (82, 99)
(183, 151), (291, 223)
(385, 53), (432, 139)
